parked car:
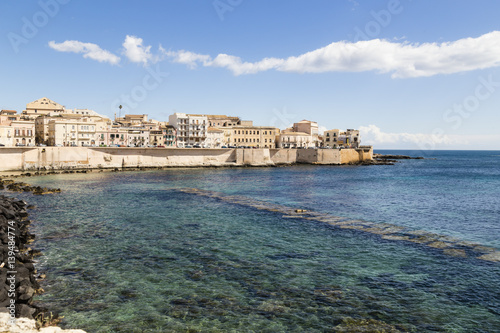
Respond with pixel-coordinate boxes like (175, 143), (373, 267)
(185, 145), (193, 148)
(193, 144), (202, 148)
(0, 143), (5, 147)
(220, 145), (228, 149)
(156, 145), (165, 148)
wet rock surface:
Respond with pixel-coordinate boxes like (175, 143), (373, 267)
(357, 154), (425, 166)
(0, 195), (74, 331)
(0, 177), (61, 195)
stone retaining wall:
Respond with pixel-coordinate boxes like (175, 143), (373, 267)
(0, 147), (373, 172)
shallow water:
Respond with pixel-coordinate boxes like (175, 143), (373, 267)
(12, 150), (500, 332)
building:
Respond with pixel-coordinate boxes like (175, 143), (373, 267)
(47, 117), (97, 147)
(229, 126), (279, 148)
(169, 113), (207, 147)
(0, 110), (35, 146)
(291, 120), (320, 147)
(207, 115), (241, 127)
(163, 125), (176, 147)
(278, 130), (313, 148)
(126, 128), (150, 146)
(323, 129), (361, 148)
(22, 97), (65, 119)
(206, 127), (224, 148)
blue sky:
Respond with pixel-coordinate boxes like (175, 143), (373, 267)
(1, 0), (500, 149)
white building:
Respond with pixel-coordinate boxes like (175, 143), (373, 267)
(278, 130), (313, 148)
(169, 113), (208, 147)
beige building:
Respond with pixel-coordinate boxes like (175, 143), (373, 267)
(206, 127), (224, 148)
(207, 115), (241, 127)
(22, 97), (65, 119)
(229, 126), (279, 148)
(47, 117), (96, 147)
(0, 110), (35, 146)
(292, 120), (320, 147)
(323, 129), (360, 148)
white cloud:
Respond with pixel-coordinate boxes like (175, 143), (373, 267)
(162, 31), (500, 78)
(48, 40), (120, 65)
(359, 124), (453, 147)
(49, 31), (500, 78)
(122, 35), (154, 65)
(359, 125), (500, 149)
(163, 50), (211, 69)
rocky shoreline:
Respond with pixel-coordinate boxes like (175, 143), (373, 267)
(356, 153), (425, 165)
(0, 192), (85, 332)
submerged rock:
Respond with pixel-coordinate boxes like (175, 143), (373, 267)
(333, 317), (401, 332)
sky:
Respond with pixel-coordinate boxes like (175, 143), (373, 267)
(1, 0), (500, 150)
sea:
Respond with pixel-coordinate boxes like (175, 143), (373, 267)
(12, 150), (500, 332)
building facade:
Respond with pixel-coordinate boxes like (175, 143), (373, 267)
(206, 127), (224, 148)
(323, 129), (360, 148)
(229, 126), (279, 148)
(169, 113), (208, 147)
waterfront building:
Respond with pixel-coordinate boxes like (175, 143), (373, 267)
(206, 127), (224, 148)
(169, 113), (208, 147)
(0, 110), (35, 146)
(323, 129), (360, 148)
(229, 126), (279, 148)
(47, 117), (97, 147)
(278, 129), (313, 148)
(163, 125), (176, 147)
(292, 120), (320, 147)
(126, 128), (150, 147)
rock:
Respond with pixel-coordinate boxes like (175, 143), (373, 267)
(17, 304), (36, 319)
(333, 317), (401, 332)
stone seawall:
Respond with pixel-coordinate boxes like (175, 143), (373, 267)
(0, 147), (373, 172)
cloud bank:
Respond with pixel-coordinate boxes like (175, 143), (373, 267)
(359, 124), (453, 147)
(49, 31), (500, 77)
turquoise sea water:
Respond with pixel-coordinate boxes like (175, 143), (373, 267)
(12, 150), (500, 332)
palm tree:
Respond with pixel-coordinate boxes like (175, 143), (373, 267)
(118, 105), (123, 120)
